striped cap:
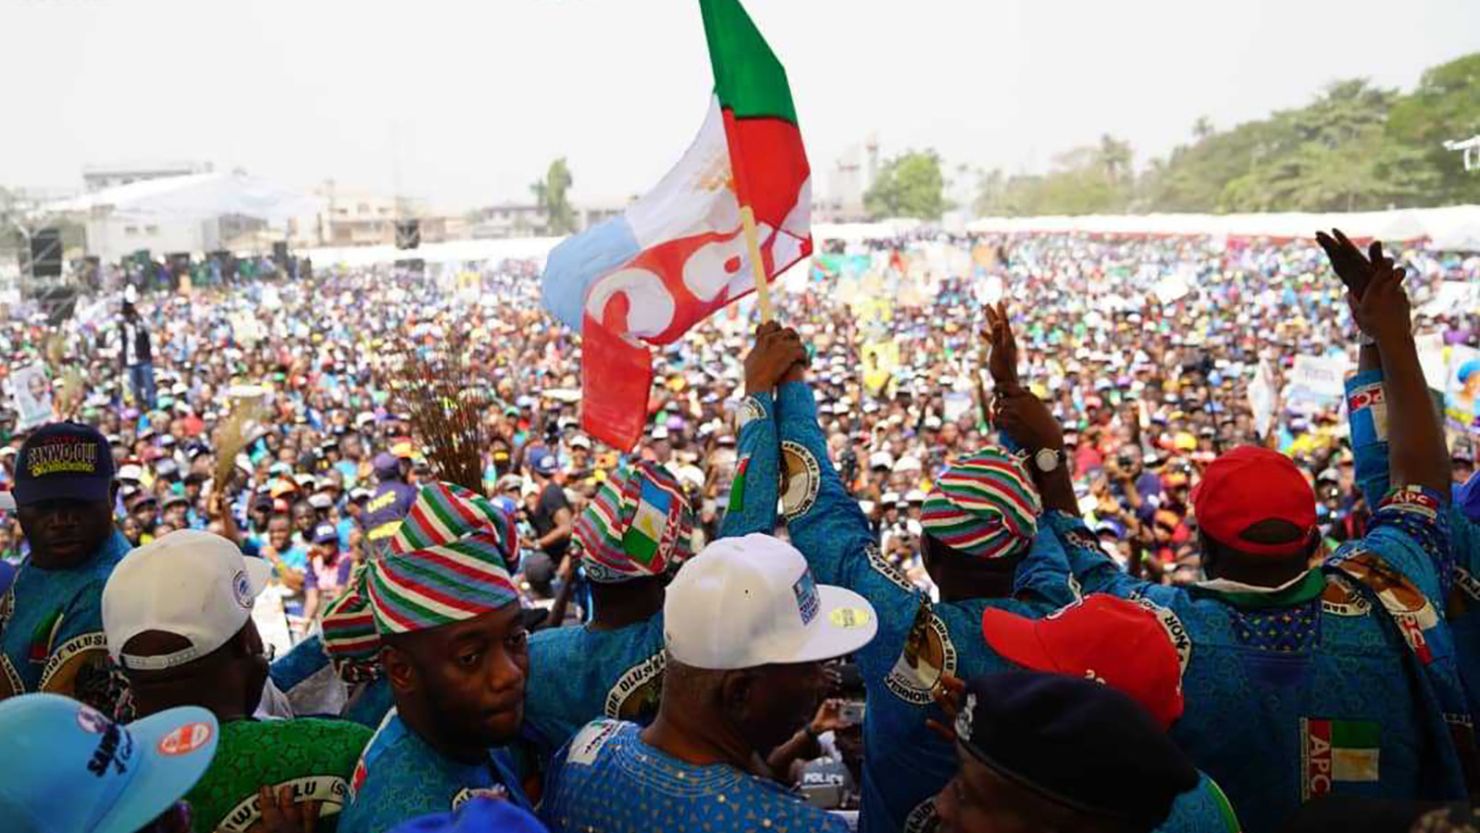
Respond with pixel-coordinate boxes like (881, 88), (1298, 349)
(320, 564), (382, 682)
(575, 461), (694, 583)
(920, 447), (1040, 560)
(367, 481), (519, 635)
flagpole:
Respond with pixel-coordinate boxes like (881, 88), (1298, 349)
(739, 204), (774, 323)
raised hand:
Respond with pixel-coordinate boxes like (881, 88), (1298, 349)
(1352, 255), (1411, 347)
(982, 301), (1023, 396)
(1315, 228), (1382, 300)
(994, 391), (1065, 453)
(744, 322), (806, 395)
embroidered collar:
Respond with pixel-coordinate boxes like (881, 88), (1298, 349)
(1192, 569), (1325, 609)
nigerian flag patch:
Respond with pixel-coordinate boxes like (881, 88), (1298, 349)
(1302, 718), (1379, 799)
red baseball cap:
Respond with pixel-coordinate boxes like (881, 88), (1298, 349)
(1191, 446), (1316, 558)
(981, 594), (1185, 730)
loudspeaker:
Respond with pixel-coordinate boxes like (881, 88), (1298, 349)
(80, 256), (101, 291)
(394, 258), (425, 275)
(34, 284), (78, 325)
(30, 228), (61, 277)
(272, 241), (289, 262)
(395, 220), (421, 250)
(167, 252), (191, 276)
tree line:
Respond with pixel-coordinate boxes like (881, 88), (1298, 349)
(863, 52), (1480, 220)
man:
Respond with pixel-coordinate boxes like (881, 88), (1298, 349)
(524, 448), (573, 596)
(260, 513), (309, 634)
(730, 325), (1076, 832)
(0, 423), (132, 713)
(0, 692), (219, 833)
(360, 452), (416, 551)
(303, 521), (352, 624)
(539, 534), (878, 833)
(933, 672), (1198, 833)
(339, 482), (534, 832)
(102, 530), (371, 832)
(998, 244), (1472, 833)
(118, 297), (157, 410)
(523, 461), (696, 763)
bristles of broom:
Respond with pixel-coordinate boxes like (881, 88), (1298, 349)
(391, 348), (490, 494)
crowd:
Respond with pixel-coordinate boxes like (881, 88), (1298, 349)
(0, 227), (1479, 833)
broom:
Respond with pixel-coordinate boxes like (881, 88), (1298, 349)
(391, 347), (490, 494)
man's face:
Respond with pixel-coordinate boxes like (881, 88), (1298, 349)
(16, 498), (115, 567)
(733, 661), (829, 753)
(393, 604), (530, 748)
(267, 517), (292, 550)
(293, 505), (315, 533)
(934, 747), (1039, 833)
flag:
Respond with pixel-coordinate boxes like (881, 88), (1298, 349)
(624, 478), (675, 567)
(1303, 718), (1380, 798)
(541, 0), (811, 451)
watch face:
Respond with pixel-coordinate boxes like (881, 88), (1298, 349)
(1035, 448), (1059, 472)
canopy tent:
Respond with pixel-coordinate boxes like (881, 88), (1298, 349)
(303, 236), (564, 268)
(44, 172), (321, 220)
(964, 205), (1480, 250)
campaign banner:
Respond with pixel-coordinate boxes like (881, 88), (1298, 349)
(1248, 359), (1277, 438)
(11, 363), (53, 431)
(1445, 344), (1480, 432)
(1285, 354), (1352, 409)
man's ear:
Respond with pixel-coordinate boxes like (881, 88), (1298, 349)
(382, 644), (418, 694)
(718, 668), (755, 720)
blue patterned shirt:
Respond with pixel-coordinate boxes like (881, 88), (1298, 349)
(763, 383), (1085, 833)
(524, 617), (666, 764)
(0, 530), (131, 711)
(1045, 486), (1470, 833)
(541, 720), (849, 833)
(340, 709), (532, 833)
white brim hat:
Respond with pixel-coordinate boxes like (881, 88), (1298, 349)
(664, 533), (877, 670)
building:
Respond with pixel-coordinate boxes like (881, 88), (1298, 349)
(815, 137), (878, 223)
(466, 199), (628, 240)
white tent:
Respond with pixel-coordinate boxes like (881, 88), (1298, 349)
(46, 172), (321, 220)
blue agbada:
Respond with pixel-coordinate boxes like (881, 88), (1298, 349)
(540, 720), (849, 833)
(524, 618), (666, 763)
(339, 709), (532, 833)
(1347, 367), (1480, 719)
(1041, 460), (1471, 831)
(754, 384), (1237, 833)
(0, 529), (131, 704)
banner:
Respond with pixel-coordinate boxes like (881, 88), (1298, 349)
(1285, 354), (1352, 409)
(1446, 345), (1480, 431)
(11, 363), (53, 431)
(1248, 359), (1277, 438)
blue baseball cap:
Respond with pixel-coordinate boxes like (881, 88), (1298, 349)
(13, 423), (115, 507)
(530, 449), (559, 477)
(312, 522), (340, 545)
(0, 693), (219, 833)
(390, 797), (548, 833)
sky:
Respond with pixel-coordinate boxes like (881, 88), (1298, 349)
(1, 0), (1477, 211)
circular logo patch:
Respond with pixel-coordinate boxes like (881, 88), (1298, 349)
(75, 704), (111, 735)
(157, 721), (213, 756)
(829, 607), (872, 629)
(232, 570), (254, 609)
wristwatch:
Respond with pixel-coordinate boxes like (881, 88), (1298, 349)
(1031, 448), (1067, 474)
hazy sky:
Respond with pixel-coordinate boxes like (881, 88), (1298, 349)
(2, 0), (1477, 210)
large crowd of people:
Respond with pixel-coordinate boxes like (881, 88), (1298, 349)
(1, 227), (1480, 833)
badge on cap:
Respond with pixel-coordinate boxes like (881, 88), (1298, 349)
(157, 721), (213, 756)
(232, 570), (253, 609)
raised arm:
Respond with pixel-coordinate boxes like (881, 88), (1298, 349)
(1347, 240), (1450, 498)
(718, 323), (803, 538)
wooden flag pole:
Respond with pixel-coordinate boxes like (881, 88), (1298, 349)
(739, 204), (774, 323)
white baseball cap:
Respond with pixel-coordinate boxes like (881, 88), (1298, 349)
(664, 534), (877, 670)
(117, 464), (144, 483)
(102, 530), (272, 671)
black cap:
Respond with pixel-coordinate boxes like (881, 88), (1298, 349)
(956, 671), (1197, 829)
(14, 423), (115, 507)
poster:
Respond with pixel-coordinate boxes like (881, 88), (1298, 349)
(11, 363), (53, 431)
(1445, 344), (1480, 431)
(1285, 354), (1352, 409)
(1248, 359), (1277, 438)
